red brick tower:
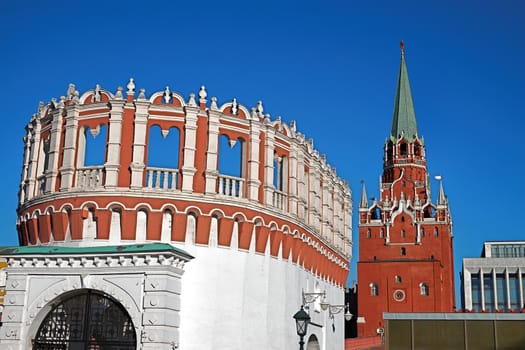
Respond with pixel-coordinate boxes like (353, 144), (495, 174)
(356, 42), (455, 337)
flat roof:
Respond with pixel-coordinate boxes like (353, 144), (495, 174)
(0, 243), (193, 260)
(384, 312), (525, 321)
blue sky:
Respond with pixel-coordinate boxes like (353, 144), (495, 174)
(1, 1), (524, 303)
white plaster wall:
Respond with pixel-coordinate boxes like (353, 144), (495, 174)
(177, 244), (345, 350)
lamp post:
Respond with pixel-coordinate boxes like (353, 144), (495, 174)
(293, 306), (310, 350)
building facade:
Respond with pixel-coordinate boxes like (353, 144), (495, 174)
(462, 241), (525, 312)
(356, 43), (455, 337)
(2, 81), (353, 349)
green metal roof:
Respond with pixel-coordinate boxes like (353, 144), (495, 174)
(390, 44), (419, 141)
(0, 243), (193, 259)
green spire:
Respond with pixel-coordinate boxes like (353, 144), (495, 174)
(390, 41), (418, 141)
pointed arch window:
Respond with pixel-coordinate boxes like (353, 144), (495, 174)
(395, 275), (402, 284)
(414, 143), (421, 156)
(366, 229), (371, 239)
(401, 247), (406, 256)
(434, 227), (439, 237)
(400, 143), (408, 156)
(401, 229), (406, 238)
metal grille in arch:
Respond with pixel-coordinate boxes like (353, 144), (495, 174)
(33, 290), (136, 350)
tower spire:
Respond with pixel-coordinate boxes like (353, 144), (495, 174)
(359, 180), (369, 208)
(391, 40), (418, 141)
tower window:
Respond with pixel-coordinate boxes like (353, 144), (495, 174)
(421, 227), (425, 237)
(401, 247), (406, 256)
(366, 229), (371, 238)
(370, 283), (379, 296)
(434, 227), (439, 237)
(414, 143), (421, 156)
(420, 283), (429, 296)
(400, 143), (408, 156)
(380, 229), (384, 238)
(401, 229), (406, 238)
(395, 275), (402, 284)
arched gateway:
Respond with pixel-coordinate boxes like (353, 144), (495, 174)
(34, 290), (136, 350)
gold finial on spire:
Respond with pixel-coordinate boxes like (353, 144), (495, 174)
(400, 40), (405, 56)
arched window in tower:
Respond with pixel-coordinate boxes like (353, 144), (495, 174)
(273, 152), (288, 210)
(434, 227), (439, 237)
(401, 229), (406, 238)
(218, 134), (246, 197)
(371, 207), (381, 220)
(64, 208), (72, 242)
(77, 124), (107, 188)
(135, 209), (148, 242)
(401, 247), (406, 256)
(109, 207), (122, 243)
(395, 275), (402, 284)
(160, 209), (173, 242)
(370, 283), (379, 296)
(82, 207), (97, 240)
(420, 227), (425, 237)
(420, 283), (429, 296)
(46, 208), (55, 242)
(36, 137), (51, 195)
(380, 228), (384, 238)
(400, 142), (408, 156)
(185, 212), (197, 245)
(146, 125), (180, 190)
(366, 229), (371, 238)
(414, 143), (421, 156)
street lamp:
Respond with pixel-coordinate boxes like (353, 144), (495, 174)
(293, 306), (311, 350)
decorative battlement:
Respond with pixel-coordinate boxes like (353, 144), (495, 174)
(16, 80), (352, 286)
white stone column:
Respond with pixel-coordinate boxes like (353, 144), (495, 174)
(296, 146), (306, 219)
(26, 118), (41, 199)
(519, 267), (524, 310)
(263, 118), (276, 206)
(60, 103), (79, 191)
(288, 141), (299, 216)
(20, 124), (33, 203)
(181, 105), (199, 193)
(204, 109), (220, 194)
(480, 268), (485, 310)
(463, 268), (472, 310)
(45, 101), (65, 194)
(105, 100), (125, 188)
(492, 269), (498, 310)
(130, 100), (149, 189)
(505, 269), (511, 310)
(247, 120), (261, 202)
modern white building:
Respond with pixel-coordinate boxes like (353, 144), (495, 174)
(0, 81), (353, 349)
(462, 241), (525, 312)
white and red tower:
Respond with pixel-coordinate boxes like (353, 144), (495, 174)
(357, 43), (455, 337)
(12, 80), (353, 349)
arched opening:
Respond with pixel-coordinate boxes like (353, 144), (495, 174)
(371, 207), (381, 220)
(306, 334), (320, 350)
(420, 282), (429, 296)
(33, 290), (136, 349)
(218, 134), (245, 197)
(399, 142), (408, 156)
(146, 125), (180, 190)
(386, 141), (393, 161)
(414, 142), (421, 156)
(370, 283), (378, 296)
